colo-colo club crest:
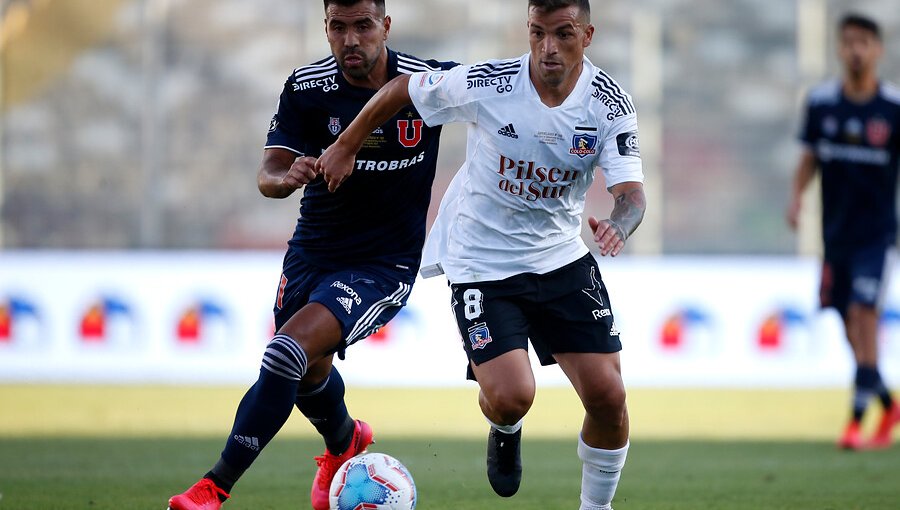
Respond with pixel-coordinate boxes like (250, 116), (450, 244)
(570, 133), (598, 158)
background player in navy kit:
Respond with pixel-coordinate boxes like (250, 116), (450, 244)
(319, 1), (645, 508)
(788, 13), (900, 450)
(167, 1), (455, 509)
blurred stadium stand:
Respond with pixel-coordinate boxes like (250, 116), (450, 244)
(1, 0), (898, 252)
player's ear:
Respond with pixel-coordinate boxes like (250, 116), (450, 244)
(583, 24), (595, 49)
(383, 15), (391, 40)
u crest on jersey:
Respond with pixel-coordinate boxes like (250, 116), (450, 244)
(397, 119), (424, 148)
(328, 117), (342, 136)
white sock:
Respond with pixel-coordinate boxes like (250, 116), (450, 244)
(577, 435), (629, 510)
(485, 416), (523, 435)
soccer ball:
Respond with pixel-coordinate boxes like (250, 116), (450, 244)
(328, 452), (417, 510)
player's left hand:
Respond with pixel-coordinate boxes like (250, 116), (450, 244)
(589, 216), (627, 257)
(317, 141), (357, 193)
(786, 196), (801, 231)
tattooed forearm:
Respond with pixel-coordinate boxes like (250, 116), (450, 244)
(609, 187), (646, 240)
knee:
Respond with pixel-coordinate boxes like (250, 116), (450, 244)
(276, 323), (329, 365)
(298, 360), (332, 389)
(482, 385), (534, 424)
(276, 303), (344, 363)
(261, 334), (308, 382)
(279, 321), (315, 348)
(582, 384), (627, 422)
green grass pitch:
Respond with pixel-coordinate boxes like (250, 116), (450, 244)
(1, 386), (899, 509)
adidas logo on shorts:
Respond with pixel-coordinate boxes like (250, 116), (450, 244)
(498, 123), (519, 139)
(337, 296), (354, 314)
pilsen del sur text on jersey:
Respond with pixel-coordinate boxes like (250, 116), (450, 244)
(496, 154), (581, 201)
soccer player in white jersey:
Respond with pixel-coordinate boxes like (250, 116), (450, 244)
(318, 1), (645, 508)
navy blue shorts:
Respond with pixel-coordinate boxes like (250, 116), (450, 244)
(449, 253), (621, 380)
(273, 251), (413, 356)
(821, 243), (894, 318)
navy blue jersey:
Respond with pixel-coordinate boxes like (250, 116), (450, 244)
(266, 49), (456, 277)
(800, 80), (900, 257)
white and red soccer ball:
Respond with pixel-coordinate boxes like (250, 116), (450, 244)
(329, 452), (417, 510)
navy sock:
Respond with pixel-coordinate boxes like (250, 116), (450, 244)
(871, 368), (895, 410)
(210, 335), (308, 493)
(296, 366), (355, 454)
(853, 365), (878, 422)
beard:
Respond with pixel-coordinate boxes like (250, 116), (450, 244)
(537, 64), (568, 89)
(339, 49), (377, 81)
(539, 71), (565, 88)
(847, 61), (866, 81)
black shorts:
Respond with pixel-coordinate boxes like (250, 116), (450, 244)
(821, 243), (894, 318)
(450, 253), (621, 380)
(274, 250), (413, 357)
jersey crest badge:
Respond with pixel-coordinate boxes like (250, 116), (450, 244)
(328, 117), (342, 136)
(467, 322), (492, 350)
(866, 118), (892, 147)
(398, 119), (424, 148)
(570, 134), (598, 158)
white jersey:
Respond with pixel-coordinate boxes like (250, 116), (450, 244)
(409, 53), (644, 283)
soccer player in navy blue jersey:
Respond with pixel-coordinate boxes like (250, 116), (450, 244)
(167, 2), (455, 509)
(788, 13), (900, 450)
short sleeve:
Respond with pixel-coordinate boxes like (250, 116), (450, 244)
(265, 77), (310, 155)
(407, 65), (478, 127)
(598, 114), (644, 188)
(798, 96), (816, 146)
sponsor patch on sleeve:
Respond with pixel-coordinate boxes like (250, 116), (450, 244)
(616, 131), (641, 157)
(418, 72), (445, 89)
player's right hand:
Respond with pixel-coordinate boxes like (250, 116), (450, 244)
(317, 141), (357, 193)
(283, 156), (319, 190)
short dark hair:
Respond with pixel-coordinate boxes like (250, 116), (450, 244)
(324, 0), (385, 15)
(839, 13), (881, 40)
(528, 0), (591, 22)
